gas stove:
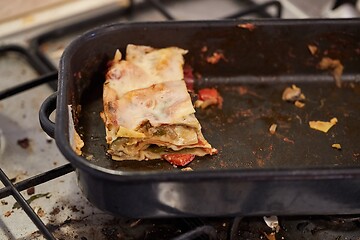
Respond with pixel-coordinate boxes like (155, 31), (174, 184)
(0, 0), (360, 239)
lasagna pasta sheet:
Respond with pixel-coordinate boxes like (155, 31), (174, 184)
(101, 44), (216, 161)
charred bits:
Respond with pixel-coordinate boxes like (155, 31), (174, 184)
(50, 207), (60, 216)
(17, 138), (30, 149)
(27, 187), (35, 195)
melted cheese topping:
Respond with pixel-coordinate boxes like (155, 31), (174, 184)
(116, 81), (196, 130)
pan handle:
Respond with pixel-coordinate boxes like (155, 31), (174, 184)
(39, 92), (57, 138)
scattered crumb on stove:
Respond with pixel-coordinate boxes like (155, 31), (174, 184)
(46, 138), (53, 143)
(309, 117), (338, 133)
(36, 207), (45, 217)
(11, 171), (28, 183)
(50, 207), (60, 215)
(332, 143), (341, 150)
(237, 23), (256, 31)
(53, 161), (58, 166)
(1, 200), (8, 205)
(27, 186), (35, 195)
(70, 205), (80, 212)
(17, 138), (30, 149)
(318, 57), (344, 88)
(181, 167), (193, 171)
(4, 210), (12, 217)
(308, 44), (318, 56)
(269, 124), (277, 135)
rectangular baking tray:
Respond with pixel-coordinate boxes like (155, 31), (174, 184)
(50, 19), (360, 217)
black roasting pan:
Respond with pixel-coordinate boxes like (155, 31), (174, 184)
(39, 19), (360, 218)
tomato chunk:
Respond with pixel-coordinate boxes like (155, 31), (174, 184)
(197, 88), (223, 109)
(162, 154), (195, 166)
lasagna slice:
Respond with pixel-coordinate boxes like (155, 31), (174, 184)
(101, 44), (217, 163)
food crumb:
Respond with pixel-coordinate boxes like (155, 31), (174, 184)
(283, 137), (295, 144)
(70, 205), (80, 212)
(27, 187), (35, 195)
(269, 124), (277, 135)
(206, 51), (227, 64)
(318, 57), (344, 88)
(264, 216), (280, 232)
(36, 207), (45, 217)
(308, 44), (318, 55)
(282, 85), (305, 103)
(1, 200), (8, 205)
(181, 167), (193, 171)
(17, 138), (30, 149)
(309, 117), (338, 133)
(332, 143), (341, 150)
(294, 100), (305, 108)
(196, 88), (223, 109)
(237, 23), (256, 31)
(4, 211), (12, 217)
